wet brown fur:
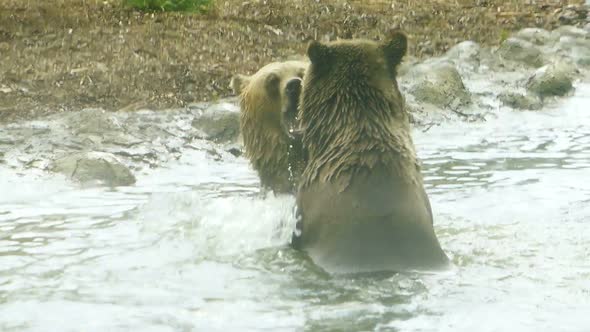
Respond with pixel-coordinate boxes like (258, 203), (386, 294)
(294, 32), (449, 273)
(231, 61), (307, 194)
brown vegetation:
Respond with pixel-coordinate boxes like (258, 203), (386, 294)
(0, 0), (586, 122)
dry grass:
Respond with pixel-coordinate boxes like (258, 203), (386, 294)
(0, 0), (587, 122)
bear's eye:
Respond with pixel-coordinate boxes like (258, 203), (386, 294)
(264, 73), (281, 96)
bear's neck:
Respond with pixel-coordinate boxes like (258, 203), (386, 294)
(300, 87), (418, 187)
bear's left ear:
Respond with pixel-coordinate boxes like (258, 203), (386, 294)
(381, 30), (407, 67)
(230, 74), (251, 95)
(307, 40), (331, 66)
(264, 73), (281, 96)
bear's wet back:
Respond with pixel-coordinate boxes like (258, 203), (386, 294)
(293, 32), (450, 274)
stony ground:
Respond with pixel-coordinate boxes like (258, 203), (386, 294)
(0, 0), (588, 122)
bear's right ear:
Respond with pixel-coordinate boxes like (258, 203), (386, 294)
(307, 40), (331, 66)
(381, 30), (407, 67)
(230, 74), (251, 95)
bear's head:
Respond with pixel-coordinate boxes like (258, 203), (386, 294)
(300, 31), (407, 122)
(229, 60), (308, 194)
(297, 31), (411, 188)
(230, 61), (306, 130)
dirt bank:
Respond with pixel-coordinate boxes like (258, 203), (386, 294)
(0, 0), (587, 122)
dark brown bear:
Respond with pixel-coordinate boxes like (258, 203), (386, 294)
(292, 32), (450, 274)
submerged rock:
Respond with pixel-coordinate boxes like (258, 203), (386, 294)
(52, 152), (136, 186)
(498, 92), (543, 110)
(191, 102), (240, 143)
(513, 28), (559, 46)
(224, 143), (243, 157)
(526, 63), (577, 98)
(405, 60), (471, 109)
(496, 38), (544, 68)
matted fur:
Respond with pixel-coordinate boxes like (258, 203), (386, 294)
(232, 60), (307, 194)
(293, 32), (449, 273)
(299, 36), (417, 191)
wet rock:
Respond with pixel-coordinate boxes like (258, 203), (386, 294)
(498, 92), (543, 110)
(191, 102), (240, 143)
(496, 38), (544, 68)
(206, 148), (223, 161)
(64, 108), (122, 135)
(224, 143), (243, 157)
(554, 36), (590, 67)
(52, 152), (136, 186)
(406, 102), (449, 126)
(526, 63), (577, 98)
(445, 41), (481, 71)
(554, 25), (589, 39)
(404, 60), (471, 109)
(513, 28), (559, 46)
(397, 55), (420, 77)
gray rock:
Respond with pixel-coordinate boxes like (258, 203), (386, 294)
(554, 25), (589, 39)
(498, 92), (543, 110)
(405, 60), (471, 109)
(526, 63), (577, 98)
(52, 152), (136, 186)
(554, 36), (590, 67)
(192, 102), (240, 143)
(496, 38), (544, 68)
(224, 143), (243, 157)
(513, 28), (559, 46)
(445, 41), (481, 71)
(64, 108), (123, 135)
(397, 56), (420, 77)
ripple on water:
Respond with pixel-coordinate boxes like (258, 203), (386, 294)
(1, 85), (590, 331)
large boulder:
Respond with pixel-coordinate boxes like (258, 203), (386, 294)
(404, 60), (471, 109)
(191, 102), (240, 143)
(513, 28), (559, 46)
(496, 38), (544, 68)
(445, 41), (482, 71)
(526, 63), (578, 98)
(52, 152), (136, 186)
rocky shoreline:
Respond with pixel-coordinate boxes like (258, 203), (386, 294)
(0, 24), (588, 187)
(1, 0), (588, 122)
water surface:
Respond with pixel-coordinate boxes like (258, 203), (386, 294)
(1, 84), (590, 331)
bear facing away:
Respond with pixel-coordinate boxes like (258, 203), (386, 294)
(292, 32), (450, 274)
(231, 60), (307, 194)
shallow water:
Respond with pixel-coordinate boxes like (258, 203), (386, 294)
(1, 84), (590, 332)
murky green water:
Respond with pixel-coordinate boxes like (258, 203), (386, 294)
(1, 84), (589, 332)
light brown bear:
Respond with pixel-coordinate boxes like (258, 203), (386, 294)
(291, 31), (450, 274)
(231, 60), (307, 194)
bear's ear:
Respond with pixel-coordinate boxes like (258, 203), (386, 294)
(381, 30), (407, 67)
(307, 40), (331, 66)
(230, 74), (251, 95)
(264, 72), (281, 96)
